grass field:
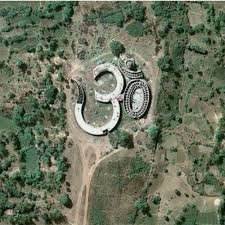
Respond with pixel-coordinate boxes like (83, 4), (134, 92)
(197, 211), (219, 225)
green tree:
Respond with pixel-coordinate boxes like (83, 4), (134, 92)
(12, 105), (25, 126)
(0, 142), (8, 158)
(128, 156), (150, 178)
(131, 2), (146, 22)
(110, 41), (125, 57)
(152, 195), (161, 205)
(134, 197), (150, 214)
(44, 85), (58, 105)
(58, 193), (72, 207)
(57, 72), (64, 82)
(146, 123), (160, 142)
(157, 55), (173, 72)
(109, 129), (133, 149)
(49, 208), (63, 222)
(16, 60), (27, 71)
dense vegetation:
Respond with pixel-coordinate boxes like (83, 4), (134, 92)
(110, 40), (125, 57)
(83, 2), (146, 37)
(0, 2), (76, 224)
(125, 21), (145, 37)
(109, 129), (134, 149)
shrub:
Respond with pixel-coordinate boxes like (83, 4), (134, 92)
(110, 40), (125, 57)
(152, 195), (161, 205)
(203, 172), (218, 185)
(146, 123), (160, 143)
(157, 55), (173, 72)
(0, 142), (8, 158)
(44, 85), (58, 105)
(109, 129), (133, 149)
(131, 2), (146, 22)
(134, 197), (149, 214)
(128, 156), (150, 178)
(187, 43), (208, 55)
(125, 21), (145, 37)
(58, 193), (72, 207)
(16, 60), (27, 71)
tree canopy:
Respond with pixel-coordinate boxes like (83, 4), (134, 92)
(110, 41), (125, 57)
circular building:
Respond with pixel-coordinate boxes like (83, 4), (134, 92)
(123, 79), (150, 119)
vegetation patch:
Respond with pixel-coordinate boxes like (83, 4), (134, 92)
(83, 2), (146, 27)
(24, 147), (39, 173)
(128, 156), (150, 179)
(0, 115), (16, 130)
(125, 21), (145, 37)
(109, 129), (134, 149)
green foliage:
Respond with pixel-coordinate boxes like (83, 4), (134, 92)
(131, 2), (146, 22)
(110, 40), (125, 57)
(215, 117), (225, 144)
(187, 43), (208, 55)
(128, 156), (150, 179)
(151, 2), (187, 22)
(1, 25), (13, 32)
(49, 208), (64, 222)
(100, 11), (124, 27)
(215, 11), (225, 32)
(0, 116), (16, 131)
(24, 147), (39, 173)
(218, 197), (225, 225)
(16, 60), (27, 71)
(152, 1), (189, 131)
(134, 197), (149, 214)
(125, 21), (145, 37)
(90, 207), (105, 225)
(203, 172), (218, 185)
(57, 72), (65, 82)
(44, 85), (58, 105)
(83, 2), (146, 27)
(174, 204), (199, 225)
(127, 210), (137, 224)
(157, 55), (173, 72)
(146, 123), (160, 142)
(0, 142), (8, 159)
(58, 193), (72, 207)
(0, 61), (14, 76)
(152, 195), (161, 205)
(62, 2), (75, 23)
(175, 189), (181, 196)
(193, 23), (205, 33)
(12, 105), (25, 126)
(172, 39), (187, 71)
(0, 2), (74, 225)
(109, 129), (133, 149)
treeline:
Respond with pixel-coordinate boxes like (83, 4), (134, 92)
(152, 2), (189, 129)
(208, 100), (225, 176)
(0, 2), (76, 23)
(83, 2), (146, 27)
